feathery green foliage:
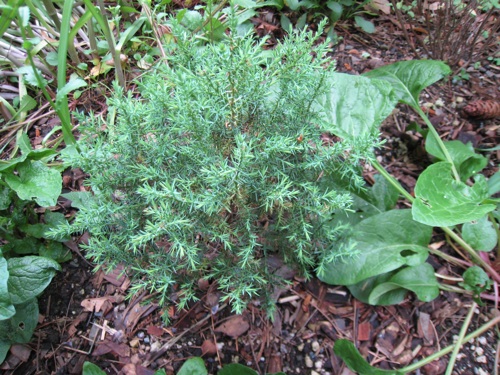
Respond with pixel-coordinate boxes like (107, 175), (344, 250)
(54, 21), (376, 314)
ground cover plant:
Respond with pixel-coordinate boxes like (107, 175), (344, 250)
(52, 18), (384, 316)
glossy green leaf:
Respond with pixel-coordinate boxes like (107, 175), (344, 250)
(426, 137), (487, 181)
(459, 266), (492, 296)
(413, 162), (495, 226)
(319, 210), (432, 285)
(16, 66), (49, 88)
(369, 174), (399, 211)
(363, 60), (451, 110)
(0, 187), (12, 210)
(462, 215), (498, 252)
(179, 10), (203, 31)
(177, 357), (208, 375)
(0, 254), (15, 321)
(334, 339), (404, 374)
(314, 73), (397, 139)
(7, 256), (61, 305)
(56, 77), (87, 104)
(487, 170), (500, 196)
(39, 241), (72, 263)
(0, 298), (38, 346)
(354, 16), (375, 33)
(4, 160), (62, 207)
(82, 362), (107, 375)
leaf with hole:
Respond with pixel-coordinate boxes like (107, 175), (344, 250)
(412, 162), (495, 226)
(0, 298), (38, 364)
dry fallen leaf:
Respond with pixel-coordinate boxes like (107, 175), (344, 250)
(201, 339), (218, 355)
(215, 315), (250, 338)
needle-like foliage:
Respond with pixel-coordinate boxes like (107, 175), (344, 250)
(56, 20), (374, 315)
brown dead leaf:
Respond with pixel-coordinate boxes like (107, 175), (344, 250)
(146, 325), (164, 337)
(201, 339), (218, 356)
(215, 315), (249, 338)
(369, 0), (391, 14)
(92, 340), (130, 357)
(10, 345), (31, 362)
(417, 312), (435, 345)
(81, 296), (117, 313)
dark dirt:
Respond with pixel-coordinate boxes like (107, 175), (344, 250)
(1, 7), (499, 375)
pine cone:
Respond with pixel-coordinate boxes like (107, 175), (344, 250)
(463, 100), (500, 120)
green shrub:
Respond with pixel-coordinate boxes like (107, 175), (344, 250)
(55, 21), (377, 314)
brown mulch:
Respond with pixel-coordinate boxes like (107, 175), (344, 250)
(1, 8), (499, 375)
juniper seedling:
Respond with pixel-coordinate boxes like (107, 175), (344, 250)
(54, 19), (377, 315)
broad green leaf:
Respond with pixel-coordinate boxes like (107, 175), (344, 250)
(487, 170), (500, 196)
(82, 362), (107, 375)
(19, 95), (37, 113)
(0, 298), (38, 345)
(18, 6), (30, 27)
(354, 16), (375, 33)
(348, 272), (404, 305)
(319, 210), (432, 285)
(16, 66), (49, 88)
(426, 137), (487, 181)
(0, 254), (15, 321)
(314, 73), (397, 139)
(0, 340), (9, 365)
(177, 357), (208, 375)
(459, 266), (492, 296)
(4, 160), (62, 207)
(7, 256), (61, 305)
(233, 0), (258, 7)
(327, 1), (343, 21)
(462, 215), (498, 252)
(3, 237), (41, 255)
(180, 10), (203, 31)
(56, 77), (87, 103)
(369, 174), (399, 211)
(46, 51), (59, 66)
(362, 263), (438, 305)
(219, 364), (258, 375)
(334, 339), (404, 375)
(0, 187), (12, 210)
(154, 370), (167, 375)
(348, 264), (439, 305)
(296, 13), (307, 29)
(39, 241), (72, 263)
(413, 162), (495, 226)
(363, 60), (451, 110)
(285, 0), (300, 10)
